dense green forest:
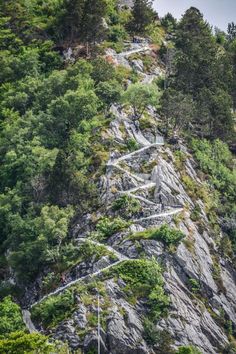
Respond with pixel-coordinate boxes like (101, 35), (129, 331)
(0, 0), (235, 352)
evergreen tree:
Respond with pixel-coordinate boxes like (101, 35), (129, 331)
(60, 0), (85, 42)
(160, 89), (195, 136)
(174, 7), (217, 96)
(228, 22), (236, 41)
(227, 39), (236, 111)
(195, 88), (233, 139)
(80, 0), (107, 46)
(128, 0), (155, 35)
(61, 0), (107, 46)
(161, 13), (177, 34)
(171, 7), (234, 139)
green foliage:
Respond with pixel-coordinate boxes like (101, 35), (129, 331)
(223, 342), (236, 354)
(0, 331), (54, 354)
(160, 89), (195, 135)
(143, 317), (160, 344)
(173, 150), (187, 171)
(128, 0), (156, 35)
(181, 174), (216, 214)
(130, 224), (185, 246)
(169, 7), (235, 139)
(220, 235), (234, 259)
(195, 87), (233, 139)
(91, 57), (116, 84)
(96, 217), (130, 239)
(0, 46), (115, 283)
(108, 24), (128, 43)
(7, 205), (74, 282)
(45, 88), (99, 147)
(190, 205), (201, 222)
(152, 330), (175, 354)
(188, 278), (201, 294)
(59, 0), (107, 45)
(95, 80), (122, 108)
(191, 139), (235, 198)
(126, 138), (140, 151)
(122, 83), (161, 119)
(32, 280), (109, 330)
(112, 195), (141, 215)
(0, 296), (25, 336)
(228, 38), (236, 110)
(161, 13), (177, 33)
(228, 22), (236, 41)
(191, 138), (236, 247)
(174, 7), (217, 96)
(106, 0), (131, 32)
(176, 346), (202, 354)
(78, 241), (117, 261)
(32, 289), (76, 328)
(111, 259), (169, 320)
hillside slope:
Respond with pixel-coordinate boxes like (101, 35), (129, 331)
(0, 2), (236, 353)
(21, 46), (236, 354)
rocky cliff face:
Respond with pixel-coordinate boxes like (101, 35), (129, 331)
(23, 48), (236, 354)
(94, 105), (235, 354)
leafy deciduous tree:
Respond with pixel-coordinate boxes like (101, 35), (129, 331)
(122, 83), (160, 120)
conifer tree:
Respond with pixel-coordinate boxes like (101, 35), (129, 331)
(228, 22), (236, 41)
(171, 7), (234, 139)
(80, 0), (107, 46)
(128, 0), (155, 35)
(61, 0), (107, 46)
(174, 7), (217, 96)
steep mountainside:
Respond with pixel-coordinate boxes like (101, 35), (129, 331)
(0, 1), (236, 354)
(20, 47), (236, 354)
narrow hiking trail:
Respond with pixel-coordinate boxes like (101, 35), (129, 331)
(31, 259), (125, 309)
(119, 44), (150, 57)
(133, 208), (184, 222)
(107, 119), (183, 222)
(27, 128), (182, 314)
(29, 239), (129, 309)
(23, 54), (183, 333)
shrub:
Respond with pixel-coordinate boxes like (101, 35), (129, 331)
(95, 80), (122, 108)
(31, 289), (76, 328)
(79, 241), (117, 261)
(176, 346), (202, 354)
(0, 331), (54, 354)
(96, 217), (130, 239)
(220, 235), (234, 259)
(130, 224), (185, 246)
(111, 259), (169, 320)
(188, 278), (201, 293)
(126, 138), (140, 152)
(42, 272), (61, 294)
(108, 24), (128, 42)
(191, 139), (236, 213)
(112, 195), (141, 215)
(154, 330), (175, 354)
(143, 317), (160, 345)
(0, 297), (25, 337)
(122, 83), (161, 120)
(190, 205), (201, 222)
(174, 150), (187, 171)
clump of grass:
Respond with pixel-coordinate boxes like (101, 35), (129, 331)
(110, 259), (170, 320)
(129, 224), (185, 246)
(112, 195), (141, 216)
(95, 217), (131, 240)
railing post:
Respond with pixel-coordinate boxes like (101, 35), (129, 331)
(98, 292), (101, 354)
